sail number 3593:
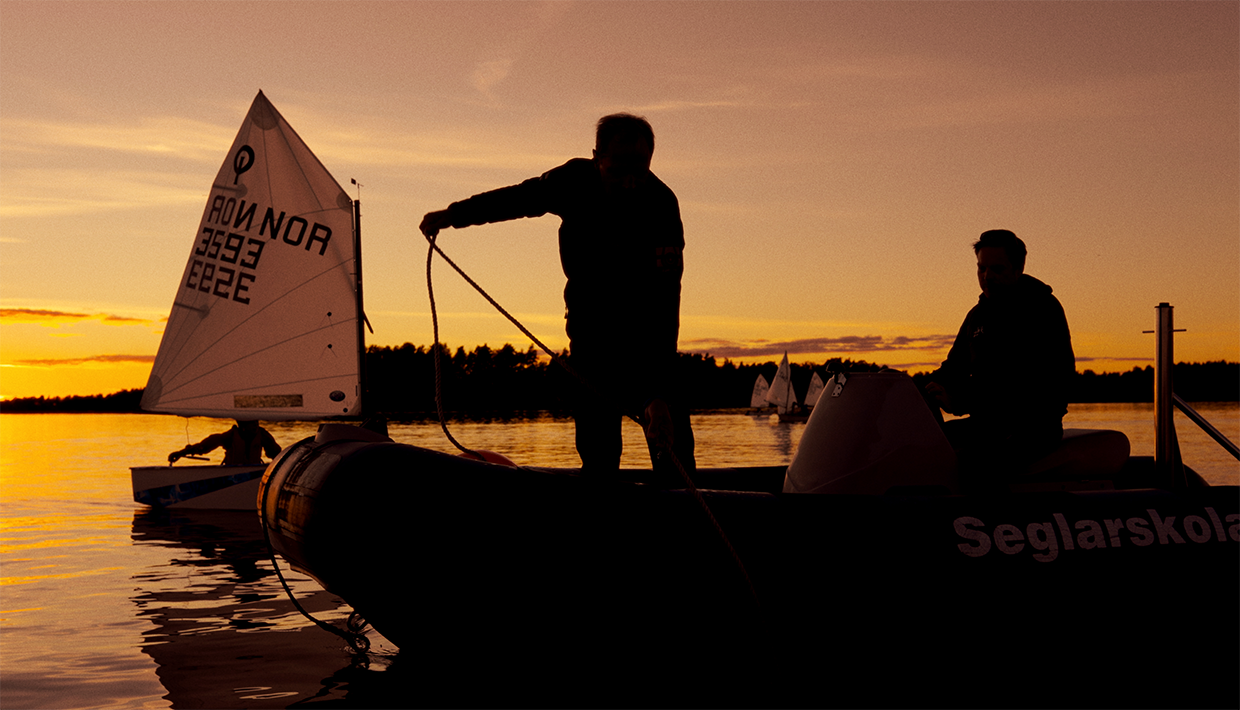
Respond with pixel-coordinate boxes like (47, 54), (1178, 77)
(186, 228), (263, 304)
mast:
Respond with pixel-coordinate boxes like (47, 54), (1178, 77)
(786, 361), (792, 412)
(353, 196), (368, 416)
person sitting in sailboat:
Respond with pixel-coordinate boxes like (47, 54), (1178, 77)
(924, 229), (1076, 488)
(168, 419), (281, 466)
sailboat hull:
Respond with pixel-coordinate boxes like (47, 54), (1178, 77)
(132, 465), (264, 509)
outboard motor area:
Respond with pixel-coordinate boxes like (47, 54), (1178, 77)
(784, 371), (957, 494)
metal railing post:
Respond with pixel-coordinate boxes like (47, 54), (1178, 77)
(1153, 303), (1186, 487)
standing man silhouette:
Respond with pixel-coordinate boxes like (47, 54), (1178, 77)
(420, 114), (695, 475)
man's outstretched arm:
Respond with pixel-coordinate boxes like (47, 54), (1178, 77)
(419, 162), (581, 240)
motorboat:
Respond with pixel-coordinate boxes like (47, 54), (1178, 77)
(258, 337), (1238, 706)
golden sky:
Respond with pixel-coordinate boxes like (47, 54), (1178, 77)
(1, 0), (1237, 400)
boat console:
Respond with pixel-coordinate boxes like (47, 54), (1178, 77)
(783, 371), (1137, 494)
(783, 371), (958, 493)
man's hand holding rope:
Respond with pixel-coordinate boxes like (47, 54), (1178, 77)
(420, 210), (452, 239)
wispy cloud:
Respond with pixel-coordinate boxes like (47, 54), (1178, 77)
(0, 116), (232, 163)
(9, 354), (155, 367)
(0, 308), (156, 326)
(0, 308), (91, 322)
(756, 42), (1229, 137)
(683, 333), (956, 359)
(633, 99), (748, 114)
(461, 0), (573, 104)
(0, 168), (204, 217)
(313, 129), (563, 172)
(850, 69), (1220, 133)
(472, 58), (514, 96)
(0, 114), (232, 217)
(101, 314), (150, 325)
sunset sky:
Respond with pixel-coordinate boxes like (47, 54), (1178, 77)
(1, 0), (1237, 400)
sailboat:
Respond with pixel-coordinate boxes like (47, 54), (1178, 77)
(803, 371), (825, 408)
(749, 373), (770, 411)
(766, 352), (810, 421)
(131, 91), (366, 509)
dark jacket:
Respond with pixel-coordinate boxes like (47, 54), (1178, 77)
(446, 158), (685, 404)
(933, 274), (1075, 432)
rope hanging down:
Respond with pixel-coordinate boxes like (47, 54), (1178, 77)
(259, 462), (371, 654)
(422, 231), (761, 610)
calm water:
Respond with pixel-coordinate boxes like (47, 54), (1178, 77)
(1, 405), (1237, 708)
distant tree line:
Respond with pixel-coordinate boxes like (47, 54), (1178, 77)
(908, 362), (1238, 406)
(2, 345), (1236, 414)
(365, 344), (890, 414)
(2, 387), (145, 413)
(1070, 362), (1238, 403)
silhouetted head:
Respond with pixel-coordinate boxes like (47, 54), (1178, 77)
(595, 113), (654, 153)
(236, 419), (259, 435)
(973, 229), (1026, 270)
(973, 229), (1025, 298)
(594, 113), (654, 191)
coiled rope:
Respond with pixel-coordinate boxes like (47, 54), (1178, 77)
(422, 231), (761, 610)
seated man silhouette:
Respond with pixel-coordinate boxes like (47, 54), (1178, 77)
(925, 230), (1076, 488)
(168, 419), (281, 466)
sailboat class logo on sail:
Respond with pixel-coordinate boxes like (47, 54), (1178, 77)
(141, 91), (362, 421)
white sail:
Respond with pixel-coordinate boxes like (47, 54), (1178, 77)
(750, 375), (770, 408)
(764, 353), (797, 413)
(804, 372), (825, 407)
(141, 91), (361, 421)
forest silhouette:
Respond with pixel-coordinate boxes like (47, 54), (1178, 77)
(2, 343), (1236, 414)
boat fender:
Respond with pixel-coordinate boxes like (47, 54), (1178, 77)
(457, 449), (518, 467)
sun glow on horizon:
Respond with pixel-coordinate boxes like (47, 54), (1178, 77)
(1, 1), (1236, 401)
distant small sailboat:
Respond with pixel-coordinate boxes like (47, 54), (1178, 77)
(749, 374), (770, 410)
(766, 352), (810, 421)
(804, 371), (825, 407)
(132, 91), (366, 509)
(762, 354), (825, 422)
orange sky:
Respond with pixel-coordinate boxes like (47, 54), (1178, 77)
(1, 0), (1237, 400)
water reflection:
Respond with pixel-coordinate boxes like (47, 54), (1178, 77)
(1, 407), (1233, 708)
(768, 417), (798, 460)
(130, 509), (380, 708)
